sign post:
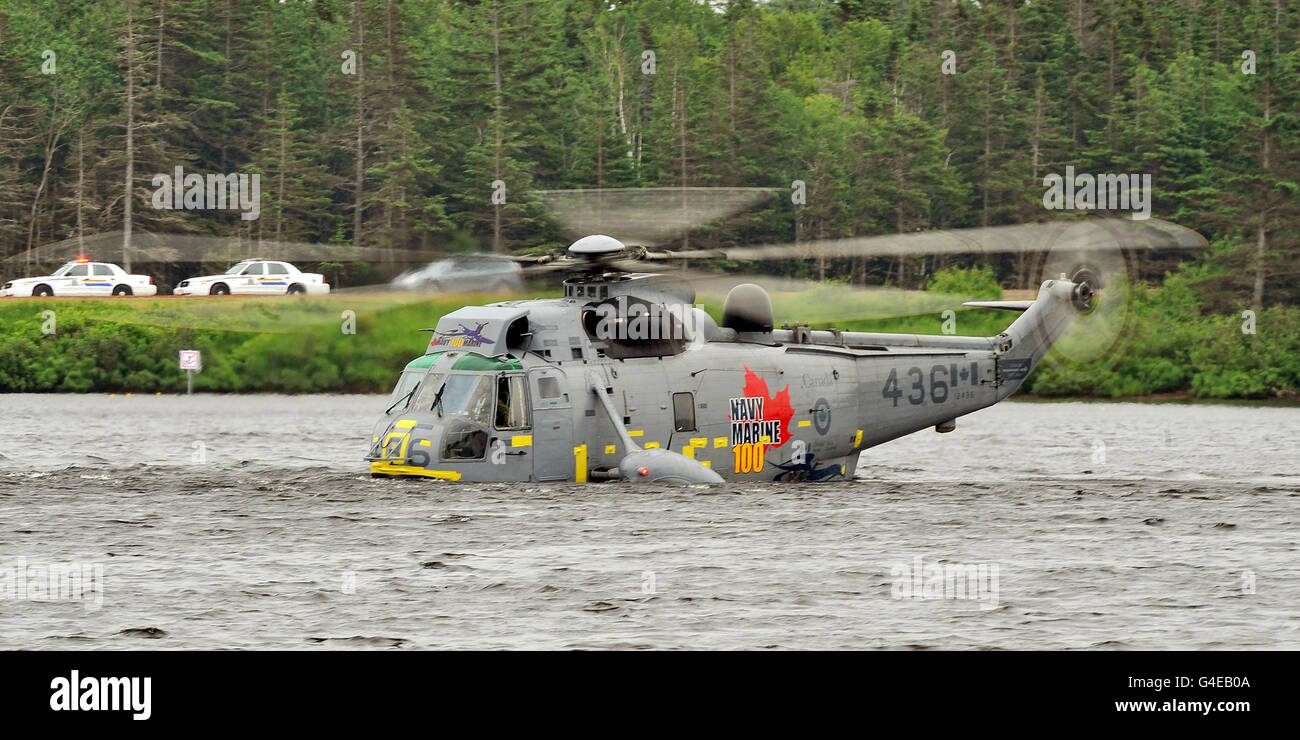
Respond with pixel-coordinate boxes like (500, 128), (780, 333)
(179, 350), (202, 395)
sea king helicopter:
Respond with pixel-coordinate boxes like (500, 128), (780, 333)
(366, 192), (1205, 484)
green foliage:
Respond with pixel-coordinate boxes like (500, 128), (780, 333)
(0, 295), (515, 394)
(0, 0), (1298, 400)
(3, 0), (1294, 285)
(926, 266), (1002, 300)
(1, 281), (1297, 400)
(1021, 282), (1300, 399)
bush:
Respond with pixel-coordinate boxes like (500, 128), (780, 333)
(927, 265), (1002, 300)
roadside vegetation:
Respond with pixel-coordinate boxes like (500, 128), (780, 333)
(1, 267), (1296, 399)
(0, 294), (491, 394)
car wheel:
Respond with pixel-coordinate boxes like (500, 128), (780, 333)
(287, 284), (305, 295)
(112, 285), (133, 296)
(33, 285), (53, 297)
(209, 283), (230, 296)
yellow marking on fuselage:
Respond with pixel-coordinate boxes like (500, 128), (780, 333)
(644, 441), (660, 449)
(604, 444), (616, 455)
(628, 430), (644, 437)
(798, 420), (811, 428)
(573, 444), (588, 483)
(511, 435), (532, 448)
(382, 430), (413, 460)
(689, 437), (707, 447)
(369, 461), (462, 480)
(853, 429), (863, 448)
(713, 437), (727, 448)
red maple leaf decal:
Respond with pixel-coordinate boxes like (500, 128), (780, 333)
(741, 366), (794, 448)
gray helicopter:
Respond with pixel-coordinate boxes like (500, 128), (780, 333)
(367, 218), (1205, 484)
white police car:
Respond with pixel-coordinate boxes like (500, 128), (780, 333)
(173, 260), (331, 296)
(0, 259), (158, 297)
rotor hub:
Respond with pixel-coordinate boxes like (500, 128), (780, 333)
(567, 234), (627, 256)
(1070, 268), (1098, 313)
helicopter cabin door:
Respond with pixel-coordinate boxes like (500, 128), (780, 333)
(527, 367), (573, 481)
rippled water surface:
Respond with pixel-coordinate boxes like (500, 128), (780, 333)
(1, 394), (1296, 649)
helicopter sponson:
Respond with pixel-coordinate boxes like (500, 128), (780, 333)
(367, 271), (1089, 484)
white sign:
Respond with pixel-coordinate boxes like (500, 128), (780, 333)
(179, 350), (202, 371)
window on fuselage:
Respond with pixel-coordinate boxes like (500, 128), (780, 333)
(495, 375), (530, 429)
(537, 376), (561, 399)
(672, 392), (696, 432)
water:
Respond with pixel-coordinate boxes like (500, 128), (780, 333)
(0, 394), (1296, 649)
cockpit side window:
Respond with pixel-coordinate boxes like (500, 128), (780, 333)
(495, 375), (530, 429)
(441, 421), (488, 460)
(438, 374), (494, 426)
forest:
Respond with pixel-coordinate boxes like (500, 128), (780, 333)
(0, 0), (1298, 397)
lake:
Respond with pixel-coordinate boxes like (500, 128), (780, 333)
(0, 394), (1296, 649)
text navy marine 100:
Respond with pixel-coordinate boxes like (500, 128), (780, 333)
(365, 226), (1208, 485)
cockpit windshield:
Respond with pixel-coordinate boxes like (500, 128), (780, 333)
(385, 370), (423, 413)
(386, 370), (528, 432)
(411, 371), (446, 410)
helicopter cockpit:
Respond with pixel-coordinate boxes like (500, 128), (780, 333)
(376, 352), (530, 464)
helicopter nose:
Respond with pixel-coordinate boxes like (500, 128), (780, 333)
(370, 417), (442, 465)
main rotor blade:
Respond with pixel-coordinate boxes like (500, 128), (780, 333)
(679, 269), (1003, 324)
(533, 187), (781, 247)
(659, 217), (1207, 262)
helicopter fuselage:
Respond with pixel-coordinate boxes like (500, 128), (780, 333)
(367, 273), (1083, 484)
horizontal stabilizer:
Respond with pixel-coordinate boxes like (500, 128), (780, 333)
(962, 300), (1034, 312)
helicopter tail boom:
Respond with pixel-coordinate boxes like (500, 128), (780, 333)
(992, 278), (1088, 399)
(961, 300), (1034, 311)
